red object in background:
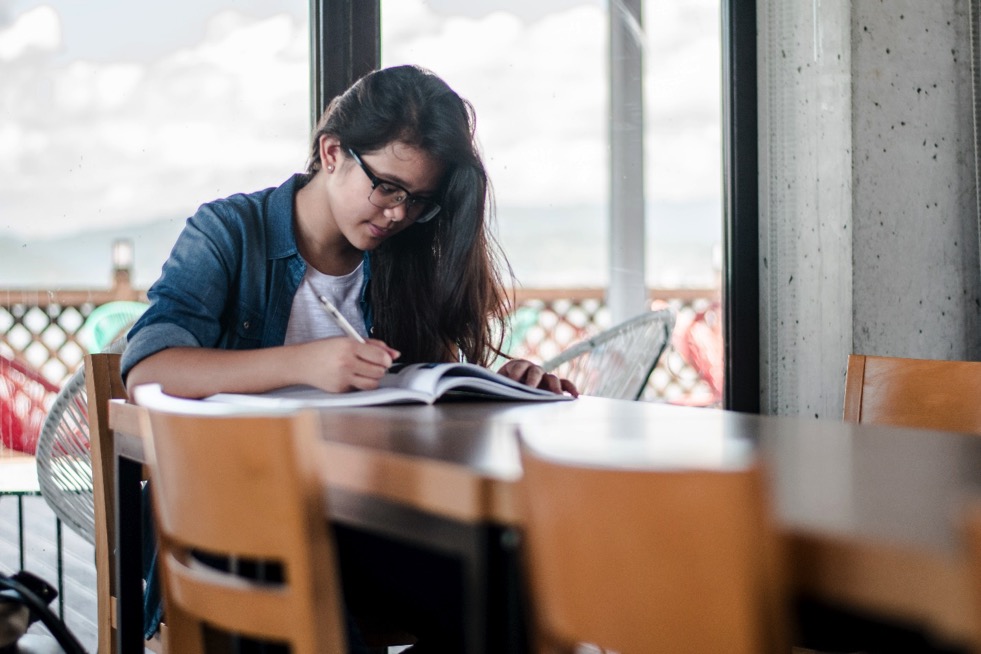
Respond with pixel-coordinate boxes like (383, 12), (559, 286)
(670, 301), (724, 407)
(0, 355), (59, 454)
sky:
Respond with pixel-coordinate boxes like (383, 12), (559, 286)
(0, 0), (721, 284)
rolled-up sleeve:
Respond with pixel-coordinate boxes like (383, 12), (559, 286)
(120, 204), (237, 381)
(120, 323), (201, 379)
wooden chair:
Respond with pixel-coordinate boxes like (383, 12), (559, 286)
(139, 406), (348, 654)
(517, 435), (787, 654)
(843, 354), (981, 434)
(84, 352), (166, 653)
(83, 352), (127, 654)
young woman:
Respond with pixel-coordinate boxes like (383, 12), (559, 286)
(124, 64), (575, 652)
(122, 64), (577, 399)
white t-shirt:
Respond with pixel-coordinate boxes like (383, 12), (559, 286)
(284, 261), (368, 345)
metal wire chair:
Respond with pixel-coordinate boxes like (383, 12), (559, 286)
(0, 355), (58, 455)
(35, 366), (93, 544)
(0, 355), (59, 578)
(542, 308), (676, 401)
(35, 339), (129, 544)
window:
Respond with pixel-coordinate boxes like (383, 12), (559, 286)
(0, 1), (308, 380)
(381, 1), (723, 404)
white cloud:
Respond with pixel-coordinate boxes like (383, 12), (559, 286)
(0, 0), (720, 241)
(383, 2), (607, 205)
(382, 0), (720, 206)
(0, 5), (59, 62)
(0, 8), (310, 239)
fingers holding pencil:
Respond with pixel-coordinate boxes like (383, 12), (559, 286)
(296, 337), (398, 392)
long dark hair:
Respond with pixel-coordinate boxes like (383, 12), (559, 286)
(307, 65), (512, 365)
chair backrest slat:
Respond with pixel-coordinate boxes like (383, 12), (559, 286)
(518, 435), (786, 654)
(843, 354), (981, 435)
(142, 408), (345, 654)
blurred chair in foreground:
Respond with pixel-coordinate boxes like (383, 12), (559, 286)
(517, 435), (787, 654)
(140, 405), (348, 653)
(542, 308), (675, 401)
(962, 503), (981, 652)
(843, 354), (981, 434)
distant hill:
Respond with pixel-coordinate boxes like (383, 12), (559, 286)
(0, 218), (186, 289)
(0, 201), (720, 291)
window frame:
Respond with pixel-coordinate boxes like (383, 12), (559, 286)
(309, 1), (761, 412)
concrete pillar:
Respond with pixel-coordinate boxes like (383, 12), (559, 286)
(758, 0), (980, 418)
(608, 0), (648, 324)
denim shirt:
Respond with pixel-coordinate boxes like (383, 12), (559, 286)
(121, 173), (373, 382)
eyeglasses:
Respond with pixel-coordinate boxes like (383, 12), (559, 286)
(346, 148), (441, 224)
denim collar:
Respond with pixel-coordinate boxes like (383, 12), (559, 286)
(265, 173), (310, 260)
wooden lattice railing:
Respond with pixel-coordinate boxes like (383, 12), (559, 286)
(0, 269), (142, 384)
(0, 275), (722, 406)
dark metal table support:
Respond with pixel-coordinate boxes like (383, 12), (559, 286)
(115, 449), (144, 654)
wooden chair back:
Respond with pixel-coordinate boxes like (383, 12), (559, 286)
(517, 437), (786, 654)
(140, 408), (346, 654)
(83, 353), (128, 654)
(843, 354), (981, 434)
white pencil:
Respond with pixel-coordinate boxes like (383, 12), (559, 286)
(315, 293), (366, 344)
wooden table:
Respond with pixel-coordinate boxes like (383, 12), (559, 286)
(109, 397), (981, 653)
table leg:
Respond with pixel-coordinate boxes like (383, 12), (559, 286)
(115, 453), (144, 654)
(460, 524), (530, 654)
(330, 489), (531, 654)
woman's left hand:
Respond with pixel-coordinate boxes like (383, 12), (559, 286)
(497, 359), (579, 397)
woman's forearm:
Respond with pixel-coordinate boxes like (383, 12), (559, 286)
(125, 346), (310, 399)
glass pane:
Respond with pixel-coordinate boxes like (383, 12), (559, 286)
(645, 1), (723, 407)
(382, 1), (607, 289)
(0, 1), (309, 381)
(382, 1), (722, 405)
(646, 1), (722, 290)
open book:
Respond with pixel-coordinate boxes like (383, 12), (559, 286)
(205, 362), (574, 409)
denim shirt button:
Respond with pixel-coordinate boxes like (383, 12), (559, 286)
(243, 320), (250, 329)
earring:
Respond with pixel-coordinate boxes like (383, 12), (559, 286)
(326, 164), (334, 173)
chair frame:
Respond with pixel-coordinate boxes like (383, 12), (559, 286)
(517, 436), (786, 654)
(86, 353), (166, 652)
(844, 354), (981, 434)
(542, 307), (675, 401)
(140, 407), (347, 654)
(84, 352), (130, 654)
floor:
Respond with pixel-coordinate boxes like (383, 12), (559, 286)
(0, 492), (98, 652)
(0, 493), (415, 654)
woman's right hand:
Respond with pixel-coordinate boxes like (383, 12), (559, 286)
(299, 337), (400, 392)
(126, 339), (400, 400)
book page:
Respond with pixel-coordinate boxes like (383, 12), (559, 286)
(381, 362), (570, 401)
(204, 362), (572, 409)
(206, 384), (433, 409)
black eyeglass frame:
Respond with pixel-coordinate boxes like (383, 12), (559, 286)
(345, 148), (442, 224)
